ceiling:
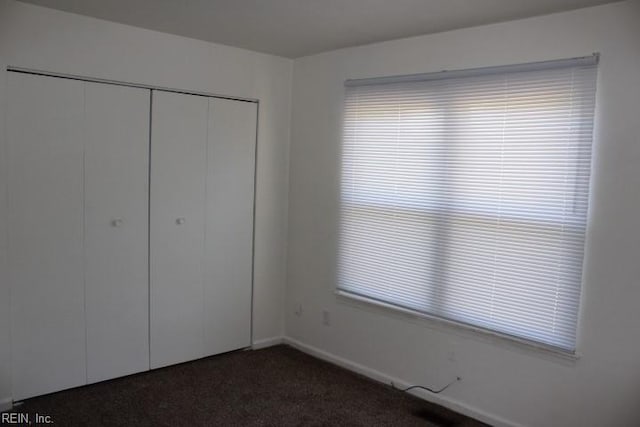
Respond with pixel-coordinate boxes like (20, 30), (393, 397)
(19, 0), (618, 58)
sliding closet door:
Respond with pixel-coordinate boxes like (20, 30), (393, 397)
(203, 99), (257, 355)
(150, 91), (208, 369)
(7, 73), (86, 400)
(84, 83), (150, 383)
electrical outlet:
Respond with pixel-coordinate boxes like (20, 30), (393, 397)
(322, 310), (330, 326)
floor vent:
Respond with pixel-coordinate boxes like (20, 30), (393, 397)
(411, 408), (458, 426)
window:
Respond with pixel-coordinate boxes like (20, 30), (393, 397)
(338, 56), (598, 353)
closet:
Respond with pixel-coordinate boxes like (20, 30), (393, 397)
(150, 91), (255, 369)
(6, 71), (257, 400)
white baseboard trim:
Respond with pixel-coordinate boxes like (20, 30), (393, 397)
(251, 336), (284, 350)
(0, 397), (12, 412)
(283, 337), (522, 427)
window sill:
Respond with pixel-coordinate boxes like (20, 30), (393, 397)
(335, 289), (581, 362)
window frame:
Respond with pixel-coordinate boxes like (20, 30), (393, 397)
(336, 55), (599, 357)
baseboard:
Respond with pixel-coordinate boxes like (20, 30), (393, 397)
(283, 337), (522, 427)
(251, 336), (284, 350)
(0, 397), (12, 412)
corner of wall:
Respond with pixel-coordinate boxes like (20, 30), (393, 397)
(280, 57), (295, 339)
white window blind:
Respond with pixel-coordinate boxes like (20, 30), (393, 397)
(338, 56), (598, 352)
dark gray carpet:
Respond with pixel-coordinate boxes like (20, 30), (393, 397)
(4, 345), (488, 426)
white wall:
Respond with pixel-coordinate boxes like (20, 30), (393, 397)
(286, 1), (640, 426)
(0, 0), (292, 406)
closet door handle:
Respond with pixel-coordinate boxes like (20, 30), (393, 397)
(176, 217), (186, 225)
(111, 218), (124, 227)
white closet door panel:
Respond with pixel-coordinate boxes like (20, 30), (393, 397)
(84, 83), (150, 383)
(7, 73), (86, 400)
(203, 99), (256, 356)
(150, 91), (207, 368)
